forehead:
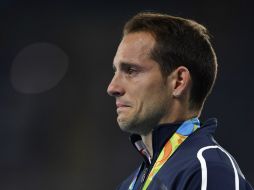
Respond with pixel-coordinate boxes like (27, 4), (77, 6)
(113, 32), (156, 66)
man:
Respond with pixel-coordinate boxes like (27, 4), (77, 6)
(107, 12), (253, 190)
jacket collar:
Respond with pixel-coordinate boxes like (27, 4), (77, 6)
(129, 118), (218, 166)
(129, 122), (182, 166)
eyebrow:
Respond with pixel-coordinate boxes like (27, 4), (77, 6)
(113, 62), (142, 71)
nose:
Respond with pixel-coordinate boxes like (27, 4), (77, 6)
(107, 74), (125, 97)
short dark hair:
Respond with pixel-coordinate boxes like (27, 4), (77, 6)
(123, 12), (218, 110)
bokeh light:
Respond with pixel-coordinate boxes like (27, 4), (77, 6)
(10, 43), (68, 94)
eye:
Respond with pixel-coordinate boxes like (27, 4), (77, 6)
(127, 67), (136, 75)
(120, 63), (140, 76)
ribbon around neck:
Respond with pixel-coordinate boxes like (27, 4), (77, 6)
(129, 117), (200, 190)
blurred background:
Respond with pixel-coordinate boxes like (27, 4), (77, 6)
(1, 0), (254, 189)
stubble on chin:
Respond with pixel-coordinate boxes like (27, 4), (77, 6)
(117, 114), (159, 135)
(122, 108), (169, 136)
(117, 118), (134, 133)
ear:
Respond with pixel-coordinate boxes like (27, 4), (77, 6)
(169, 66), (191, 98)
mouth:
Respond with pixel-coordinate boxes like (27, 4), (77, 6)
(116, 102), (131, 111)
(116, 103), (129, 108)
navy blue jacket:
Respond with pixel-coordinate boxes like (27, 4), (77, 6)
(117, 118), (253, 190)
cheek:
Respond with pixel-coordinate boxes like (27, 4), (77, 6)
(127, 74), (168, 109)
(147, 79), (168, 96)
(139, 82), (168, 108)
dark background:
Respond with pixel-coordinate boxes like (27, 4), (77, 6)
(1, 0), (254, 189)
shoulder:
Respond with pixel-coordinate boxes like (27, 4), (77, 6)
(185, 145), (253, 190)
(154, 144), (253, 190)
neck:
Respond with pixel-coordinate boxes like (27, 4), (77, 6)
(140, 110), (199, 158)
(141, 133), (153, 158)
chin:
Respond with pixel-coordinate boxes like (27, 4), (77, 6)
(118, 120), (134, 133)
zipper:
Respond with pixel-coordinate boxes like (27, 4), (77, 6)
(138, 151), (159, 190)
(139, 167), (149, 190)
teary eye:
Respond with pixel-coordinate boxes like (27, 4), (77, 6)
(127, 67), (136, 75)
(120, 63), (140, 76)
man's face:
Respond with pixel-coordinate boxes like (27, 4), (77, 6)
(107, 32), (173, 135)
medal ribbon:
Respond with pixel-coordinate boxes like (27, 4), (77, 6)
(128, 117), (200, 190)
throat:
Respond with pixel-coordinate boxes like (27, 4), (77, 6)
(141, 132), (153, 158)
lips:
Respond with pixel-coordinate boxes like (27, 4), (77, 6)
(116, 101), (131, 111)
(116, 102), (130, 108)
